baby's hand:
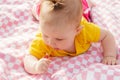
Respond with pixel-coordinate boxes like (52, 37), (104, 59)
(35, 58), (51, 74)
(102, 56), (118, 65)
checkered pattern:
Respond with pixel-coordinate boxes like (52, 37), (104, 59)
(72, 63), (120, 80)
(91, 0), (120, 48)
(0, 0), (120, 80)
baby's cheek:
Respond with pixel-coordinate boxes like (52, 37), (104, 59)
(59, 44), (67, 49)
(43, 39), (49, 45)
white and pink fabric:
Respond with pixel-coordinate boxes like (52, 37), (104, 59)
(0, 0), (120, 80)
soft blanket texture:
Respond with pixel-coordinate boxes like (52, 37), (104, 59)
(0, 0), (120, 80)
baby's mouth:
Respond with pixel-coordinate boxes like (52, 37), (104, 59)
(54, 48), (60, 50)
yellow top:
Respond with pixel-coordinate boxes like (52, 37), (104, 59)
(29, 18), (100, 59)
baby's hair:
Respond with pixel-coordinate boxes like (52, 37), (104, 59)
(51, 0), (64, 10)
(40, 0), (83, 27)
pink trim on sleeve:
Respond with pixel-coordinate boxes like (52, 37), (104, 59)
(82, 0), (91, 21)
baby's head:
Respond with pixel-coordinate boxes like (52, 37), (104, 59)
(39, 0), (83, 52)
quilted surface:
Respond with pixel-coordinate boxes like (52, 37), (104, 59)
(0, 0), (120, 80)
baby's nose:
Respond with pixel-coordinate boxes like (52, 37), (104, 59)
(48, 39), (56, 48)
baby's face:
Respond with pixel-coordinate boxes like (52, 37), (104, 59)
(40, 23), (78, 52)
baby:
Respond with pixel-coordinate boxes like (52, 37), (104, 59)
(24, 0), (118, 74)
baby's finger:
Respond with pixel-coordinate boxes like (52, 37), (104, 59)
(110, 58), (117, 65)
(42, 60), (51, 66)
(44, 53), (53, 60)
(111, 60), (116, 65)
(107, 61), (110, 65)
(102, 59), (107, 64)
(42, 64), (48, 70)
(42, 58), (52, 64)
(40, 62), (50, 72)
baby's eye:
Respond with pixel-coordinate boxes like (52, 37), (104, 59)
(44, 35), (48, 38)
(56, 38), (63, 41)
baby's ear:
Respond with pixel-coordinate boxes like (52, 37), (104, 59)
(76, 26), (83, 34)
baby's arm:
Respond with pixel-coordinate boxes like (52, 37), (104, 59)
(23, 54), (51, 74)
(23, 55), (38, 74)
(99, 28), (117, 65)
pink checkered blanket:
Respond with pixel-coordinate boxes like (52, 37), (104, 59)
(0, 0), (120, 80)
